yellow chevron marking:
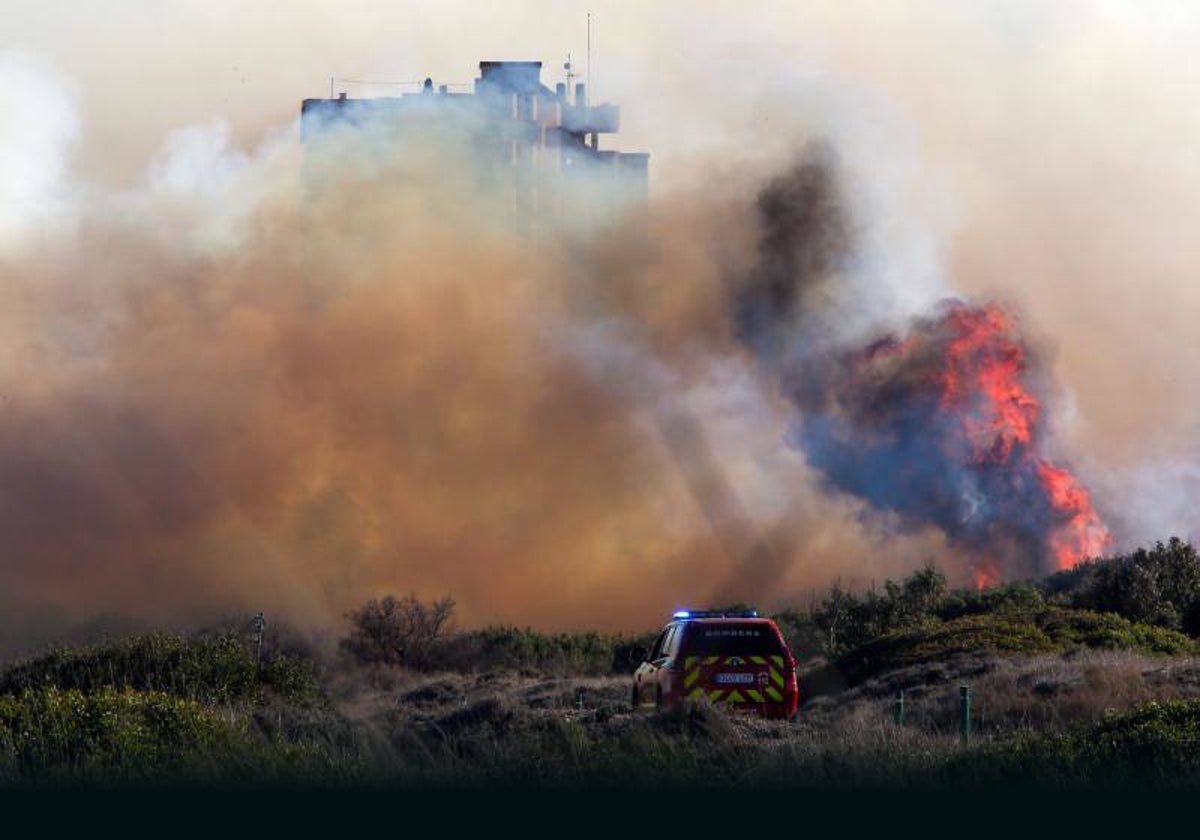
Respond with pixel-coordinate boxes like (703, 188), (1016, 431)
(684, 656), (698, 670)
(765, 686), (783, 702)
(770, 669), (785, 688)
(684, 669), (700, 689)
(725, 690), (745, 703)
(709, 689), (724, 702)
(704, 656), (720, 666)
(749, 655), (767, 665)
(771, 655), (785, 669)
(688, 687), (705, 701)
(746, 689), (764, 703)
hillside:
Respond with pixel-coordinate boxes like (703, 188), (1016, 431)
(3, 539), (1200, 790)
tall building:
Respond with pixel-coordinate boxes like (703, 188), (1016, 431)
(300, 60), (649, 225)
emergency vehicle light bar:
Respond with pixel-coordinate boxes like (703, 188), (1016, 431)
(672, 610), (759, 620)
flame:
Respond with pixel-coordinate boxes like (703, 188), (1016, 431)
(936, 302), (1110, 571)
(940, 305), (1039, 465)
(1035, 460), (1111, 569)
(974, 559), (1001, 591)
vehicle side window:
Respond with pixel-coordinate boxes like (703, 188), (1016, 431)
(660, 627), (678, 660)
(648, 629), (669, 660)
(664, 625), (683, 659)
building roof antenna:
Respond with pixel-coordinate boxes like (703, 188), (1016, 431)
(564, 51), (576, 91)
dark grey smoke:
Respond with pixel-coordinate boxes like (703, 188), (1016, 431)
(733, 142), (849, 365)
(732, 146), (1107, 580)
(785, 307), (1056, 578)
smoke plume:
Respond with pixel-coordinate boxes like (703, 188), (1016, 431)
(730, 146), (1109, 584)
(2, 2), (1198, 652)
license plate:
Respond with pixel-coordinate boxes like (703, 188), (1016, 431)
(714, 672), (755, 685)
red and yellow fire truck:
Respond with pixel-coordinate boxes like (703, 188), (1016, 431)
(632, 610), (800, 719)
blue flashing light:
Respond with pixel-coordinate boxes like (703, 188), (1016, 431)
(672, 609), (759, 620)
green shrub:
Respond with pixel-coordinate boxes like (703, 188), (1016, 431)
(1058, 538), (1200, 635)
(810, 567), (948, 656)
(428, 627), (656, 675)
(0, 687), (334, 786)
(954, 699), (1200, 789)
(937, 581), (1046, 620)
(812, 608), (1198, 688)
(0, 633), (322, 707)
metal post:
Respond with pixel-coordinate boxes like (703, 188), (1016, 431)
(576, 688), (585, 711)
(959, 685), (971, 746)
(893, 689), (905, 726)
(253, 612), (266, 669)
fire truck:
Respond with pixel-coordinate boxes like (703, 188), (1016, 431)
(632, 610), (800, 719)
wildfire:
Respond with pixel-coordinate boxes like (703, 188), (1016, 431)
(974, 559), (1001, 591)
(737, 149), (1111, 583)
(935, 302), (1111, 572)
(794, 299), (1110, 582)
(1035, 461), (1111, 569)
(940, 305), (1039, 465)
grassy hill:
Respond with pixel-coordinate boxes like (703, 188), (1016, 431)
(3, 538), (1200, 790)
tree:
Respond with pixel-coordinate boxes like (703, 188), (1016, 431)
(1077, 539), (1200, 633)
(341, 593), (456, 667)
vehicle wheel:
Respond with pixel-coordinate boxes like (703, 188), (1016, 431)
(655, 687), (665, 711)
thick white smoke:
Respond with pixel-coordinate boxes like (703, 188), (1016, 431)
(0, 50), (78, 252)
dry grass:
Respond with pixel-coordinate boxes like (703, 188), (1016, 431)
(10, 632), (1200, 789)
(804, 650), (1200, 739)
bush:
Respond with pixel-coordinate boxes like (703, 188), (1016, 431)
(428, 627), (657, 676)
(1063, 539), (1200, 635)
(937, 581), (1046, 620)
(0, 633), (321, 707)
(811, 608), (1198, 690)
(954, 699), (1200, 789)
(340, 593), (456, 668)
(0, 687), (333, 785)
(773, 609), (826, 661)
(800, 566), (948, 656)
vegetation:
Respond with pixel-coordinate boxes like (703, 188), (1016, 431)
(430, 626), (657, 676)
(2, 539), (1199, 789)
(0, 632), (322, 707)
(341, 593), (457, 669)
(0, 687), (335, 787)
(1046, 538), (1200, 636)
(952, 699), (1200, 789)
(810, 607), (1197, 692)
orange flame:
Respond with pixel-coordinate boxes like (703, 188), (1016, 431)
(939, 303), (1110, 571)
(941, 305), (1039, 465)
(1035, 460), (1111, 569)
(974, 559), (1001, 591)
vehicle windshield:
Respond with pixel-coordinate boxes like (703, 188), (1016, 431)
(681, 623), (784, 657)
